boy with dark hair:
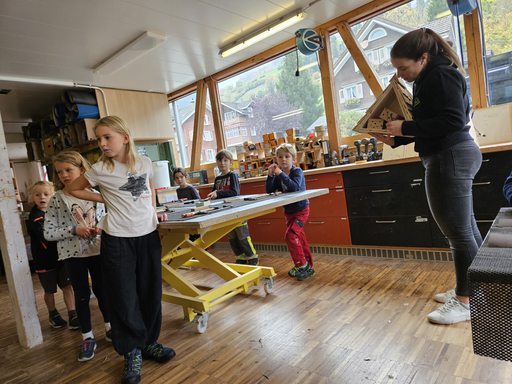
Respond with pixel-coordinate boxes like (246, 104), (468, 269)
(266, 143), (314, 280)
(207, 149), (258, 265)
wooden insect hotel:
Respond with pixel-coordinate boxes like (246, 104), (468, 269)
(353, 75), (413, 134)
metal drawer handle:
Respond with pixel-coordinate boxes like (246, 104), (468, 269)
(376, 220), (396, 224)
(258, 222), (271, 225)
(253, 185), (265, 188)
(305, 178), (318, 181)
(369, 170), (390, 175)
(473, 182), (491, 186)
(336, 189), (344, 192)
(308, 222), (325, 225)
(476, 220), (494, 223)
(372, 189), (392, 193)
(335, 185), (343, 188)
(482, 159), (490, 162)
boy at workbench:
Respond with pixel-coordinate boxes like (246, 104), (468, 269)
(207, 149), (258, 265)
(265, 143), (314, 281)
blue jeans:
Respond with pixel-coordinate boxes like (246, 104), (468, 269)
(421, 140), (483, 297)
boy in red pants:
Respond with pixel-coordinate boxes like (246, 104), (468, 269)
(265, 143), (314, 280)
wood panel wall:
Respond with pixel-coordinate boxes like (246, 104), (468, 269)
(95, 89), (174, 143)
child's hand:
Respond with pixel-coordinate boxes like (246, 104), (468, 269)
(268, 164), (277, 176)
(75, 226), (91, 238)
(157, 213), (168, 222)
(207, 191), (217, 200)
(92, 227), (102, 236)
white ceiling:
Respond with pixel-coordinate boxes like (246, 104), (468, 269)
(0, 0), (373, 152)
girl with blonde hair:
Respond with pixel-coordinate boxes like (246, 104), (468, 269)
(70, 116), (175, 384)
(44, 150), (111, 361)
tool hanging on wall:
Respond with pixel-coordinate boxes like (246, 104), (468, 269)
(339, 144), (350, 165)
(294, 27), (325, 76)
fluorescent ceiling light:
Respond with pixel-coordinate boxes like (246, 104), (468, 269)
(219, 9), (306, 58)
(0, 76), (74, 87)
(93, 31), (167, 75)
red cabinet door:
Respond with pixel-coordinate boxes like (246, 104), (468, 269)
(304, 171), (344, 189)
(247, 218), (286, 243)
(308, 189), (348, 218)
(304, 217), (351, 245)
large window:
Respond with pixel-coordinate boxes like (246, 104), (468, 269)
(332, 0), (475, 137)
(480, 0), (512, 106)
(169, 88), (218, 167)
(219, 49), (326, 155)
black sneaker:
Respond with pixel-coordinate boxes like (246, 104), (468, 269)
(247, 257), (259, 266)
(69, 315), (80, 330)
(297, 266), (315, 281)
(288, 262), (308, 277)
(142, 342), (176, 364)
(235, 259), (247, 265)
(122, 348), (142, 384)
(106, 328), (112, 342)
(49, 313), (67, 328)
(78, 338), (96, 362)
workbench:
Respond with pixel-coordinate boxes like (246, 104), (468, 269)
(157, 188), (329, 333)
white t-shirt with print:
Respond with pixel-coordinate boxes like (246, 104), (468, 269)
(84, 155), (158, 237)
(65, 194), (101, 257)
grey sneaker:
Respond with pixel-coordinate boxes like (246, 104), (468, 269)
(434, 288), (456, 303)
(297, 266), (315, 281)
(49, 312), (67, 329)
(288, 263), (308, 277)
(78, 338), (96, 362)
(427, 297), (470, 325)
(69, 315), (80, 330)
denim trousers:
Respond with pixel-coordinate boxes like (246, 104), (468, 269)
(101, 230), (163, 355)
(64, 255), (110, 334)
(421, 140), (483, 297)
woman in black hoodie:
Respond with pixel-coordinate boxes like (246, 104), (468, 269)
(374, 28), (482, 325)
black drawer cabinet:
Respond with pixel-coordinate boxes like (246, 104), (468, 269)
(350, 216), (432, 247)
(343, 162), (424, 188)
(472, 175), (510, 215)
(345, 182), (429, 217)
(474, 151), (512, 182)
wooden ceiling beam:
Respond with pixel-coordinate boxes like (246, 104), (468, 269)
(336, 21), (383, 98)
(205, 78), (226, 151)
(318, 28), (342, 152)
(189, 80), (207, 171)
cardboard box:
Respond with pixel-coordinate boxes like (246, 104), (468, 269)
(315, 125), (326, 132)
(262, 134), (269, 142)
(277, 137), (285, 145)
(268, 132), (277, 140)
(269, 139), (277, 146)
(43, 137), (55, 157)
(286, 128), (296, 136)
(379, 108), (401, 122)
(156, 187), (179, 204)
(287, 135), (295, 143)
(472, 103), (512, 146)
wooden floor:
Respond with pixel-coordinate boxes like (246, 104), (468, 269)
(2, 250), (511, 384)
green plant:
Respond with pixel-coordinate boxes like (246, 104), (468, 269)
(342, 97), (361, 109)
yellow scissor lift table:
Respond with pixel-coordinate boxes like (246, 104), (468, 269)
(157, 189), (328, 333)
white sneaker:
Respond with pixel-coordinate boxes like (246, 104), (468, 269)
(434, 288), (456, 303)
(427, 297), (471, 325)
